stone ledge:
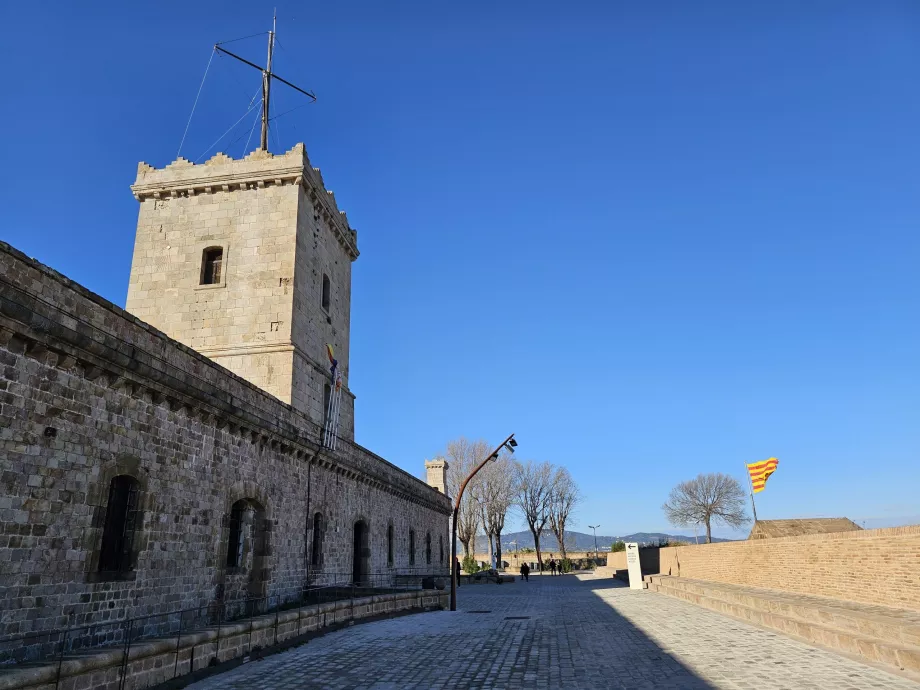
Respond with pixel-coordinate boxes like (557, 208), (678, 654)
(648, 576), (920, 678)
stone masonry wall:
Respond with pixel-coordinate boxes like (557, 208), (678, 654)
(0, 240), (450, 645)
(125, 146), (357, 438)
(657, 525), (920, 611)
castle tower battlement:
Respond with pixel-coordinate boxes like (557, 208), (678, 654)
(131, 144), (358, 259)
(126, 143), (359, 439)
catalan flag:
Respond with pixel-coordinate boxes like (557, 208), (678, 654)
(747, 457), (779, 493)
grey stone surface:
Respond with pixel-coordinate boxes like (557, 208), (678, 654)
(0, 239), (450, 645)
(187, 574), (920, 690)
(127, 145), (359, 434)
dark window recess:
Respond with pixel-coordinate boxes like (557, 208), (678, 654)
(311, 512), (323, 567)
(98, 475), (139, 573)
(439, 536), (444, 564)
(387, 525), (394, 567)
(226, 502), (245, 568)
(201, 247), (223, 285)
(321, 274), (331, 312)
(409, 530), (416, 566)
(323, 383), (331, 420)
(426, 533), (432, 565)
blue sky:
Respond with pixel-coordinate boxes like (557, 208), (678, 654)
(2, 1), (918, 538)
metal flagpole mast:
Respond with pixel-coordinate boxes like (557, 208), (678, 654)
(260, 13), (276, 151)
(213, 12), (316, 153)
(745, 463), (759, 522)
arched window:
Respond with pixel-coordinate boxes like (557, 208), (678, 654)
(321, 273), (331, 312)
(311, 512), (324, 568)
(409, 529), (416, 566)
(425, 532), (432, 565)
(201, 247), (223, 285)
(226, 500), (247, 568)
(439, 536), (444, 564)
(387, 524), (394, 567)
(99, 475), (140, 573)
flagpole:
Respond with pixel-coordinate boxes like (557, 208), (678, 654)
(745, 463), (759, 522)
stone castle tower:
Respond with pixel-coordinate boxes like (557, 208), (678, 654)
(126, 144), (358, 438)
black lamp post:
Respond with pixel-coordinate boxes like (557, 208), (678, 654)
(589, 524), (600, 563)
(450, 434), (517, 611)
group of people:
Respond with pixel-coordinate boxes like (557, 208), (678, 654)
(518, 558), (565, 581)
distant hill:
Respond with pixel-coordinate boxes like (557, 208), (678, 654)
(473, 529), (732, 552)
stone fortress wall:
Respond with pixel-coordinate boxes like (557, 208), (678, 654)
(656, 525), (920, 611)
(0, 238), (450, 644)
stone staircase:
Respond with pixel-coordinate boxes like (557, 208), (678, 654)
(645, 575), (920, 677)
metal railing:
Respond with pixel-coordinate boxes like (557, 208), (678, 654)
(0, 568), (448, 689)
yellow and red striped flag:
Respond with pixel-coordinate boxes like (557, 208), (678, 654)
(747, 457), (779, 493)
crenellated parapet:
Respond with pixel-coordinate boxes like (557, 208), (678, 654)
(131, 144), (359, 260)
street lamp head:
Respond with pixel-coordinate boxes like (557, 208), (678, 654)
(503, 437), (518, 454)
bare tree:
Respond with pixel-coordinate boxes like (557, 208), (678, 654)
(548, 467), (580, 560)
(479, 456), (515, 569)
(513, 460), (555, 570)
(662, 472), (750, 543)
(445, 438), (491, 560)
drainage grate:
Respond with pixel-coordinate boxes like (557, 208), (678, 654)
(467, 610), (492, 614)
(504, 616), (530, 620)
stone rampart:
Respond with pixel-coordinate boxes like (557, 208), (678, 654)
(657, 525), (920, 611)
(0, 240), (450, 645)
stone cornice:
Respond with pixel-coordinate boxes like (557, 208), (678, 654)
(199, 341), (355, 400)
(131, 144), (359, 261)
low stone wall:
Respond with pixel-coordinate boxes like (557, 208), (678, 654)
(657, 525), (920, 611)
(605, 547), (659, 574)
(0, 590), (447, 690)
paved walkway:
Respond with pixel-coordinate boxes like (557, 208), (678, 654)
(188, 574), (920, 689)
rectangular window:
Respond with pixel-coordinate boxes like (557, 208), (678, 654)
(201, 247), (223, 285)
(321, 274), (331, 312)
(226, 504), (243, 568)
(99, 475), (139, 573)
(387, 525), (394, 567)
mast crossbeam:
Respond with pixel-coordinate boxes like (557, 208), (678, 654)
(213, 14), (315, 152)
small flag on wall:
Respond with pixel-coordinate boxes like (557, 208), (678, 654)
(747, 457), (779, 493)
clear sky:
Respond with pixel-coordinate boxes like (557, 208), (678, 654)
(2, 1), (918, 538)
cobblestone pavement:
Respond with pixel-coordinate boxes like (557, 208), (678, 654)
(188, 574), (920, 689)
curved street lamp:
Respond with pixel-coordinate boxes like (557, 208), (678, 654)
(450, 433), (517, 611)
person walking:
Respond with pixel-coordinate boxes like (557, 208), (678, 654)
(456, 558), (461, 588)
(549, 559), (557, 576)
(519, 562), (530, 582)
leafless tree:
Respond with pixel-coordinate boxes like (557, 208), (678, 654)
(548, 467), (580, 560)
(444, 438), (492, 559)
(478, 456), (515, 569)
(662, 472), (750, 543)
(513, 460), (555, 569)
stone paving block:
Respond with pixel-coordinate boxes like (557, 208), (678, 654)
(185, 574), (920, 690)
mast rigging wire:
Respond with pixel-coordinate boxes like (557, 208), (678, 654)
(216, 31), (270, 46)
(242, 100), (262, 156)
(194, 98), (263, 163)
(177, 48), (216, 159)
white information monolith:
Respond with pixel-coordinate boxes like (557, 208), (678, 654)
(625, 542), (643, 590)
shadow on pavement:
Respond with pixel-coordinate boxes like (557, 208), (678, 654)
(456, 573), (713, 689)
